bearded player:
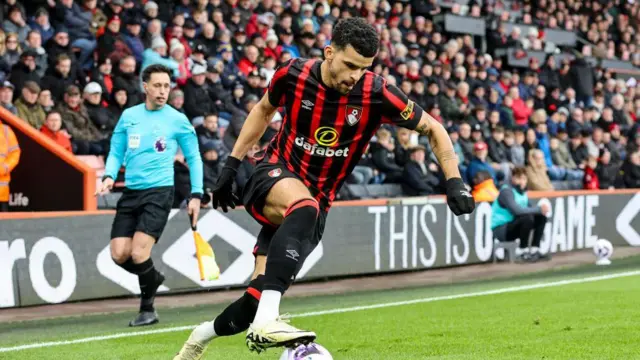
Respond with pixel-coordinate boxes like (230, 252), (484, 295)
(173, 17), (475, 359)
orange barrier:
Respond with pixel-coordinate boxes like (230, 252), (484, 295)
(0, 107), (96, 211)
(1, 189), (637, 219)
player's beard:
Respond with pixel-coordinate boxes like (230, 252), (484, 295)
(329, 65), (351, 95)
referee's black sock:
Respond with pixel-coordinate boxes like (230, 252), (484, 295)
(213, 275), (265, 336)
(263, 199), (319, 293)
(132, 258), (160, 312)
(113, 257), (137, 273)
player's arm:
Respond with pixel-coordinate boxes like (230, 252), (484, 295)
(413, 112), (461, 181)
(229, 93), (279, 160)
(381, 80), (474, 215)
(103, 115), (128, 181)
(176, 117), (204, 198)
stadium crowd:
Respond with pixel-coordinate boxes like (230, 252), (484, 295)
(0, 0), (639, 207)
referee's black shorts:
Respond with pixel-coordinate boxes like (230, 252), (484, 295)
(110, 186), (174, 241)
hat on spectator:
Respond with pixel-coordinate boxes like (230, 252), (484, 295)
(258, 14), (271, 25)
(408, 43), (420, 51)
(206, 63), (220, 74)
(108, 15), (121, 25)
(235, 28), (246, 35)
(309, 48), (323, 57)
(35, 7), (48, 17)
(302, 3), (314, 12)
(170, 38), (185, 53)
(445, 81), (457, 90)
(472, 124), (483, 132)
(234, 82), (245, 90)
(1, 81), (14, 90)
(21, 49), (37, 58)
(609, 124), (619, 132)
(56, 26), (69, 35)
(447, 124), (459, 134)
(184, 19), (197, 30)
(151, 36), (167, 50)
(500, 71), (512, 79)
(127, 17), (141, 26)
(111, 0), (125, 6)
(473, 142), (487, 151)
(301, 18), (314, 27)
(84, 82), (102, 94)
(245, 94), (259, 104)
(192, 64), (207, 76)
(66, 85), (80, 96)
(487, 68), (499, 77)
(569, 130), (581, 139)
(144, 1), (158, 10)
(24, 81), (41, 94)
(217, 44), (233, 54)
(627, 77), (637, 88)
(557, 107), (569, 116)
(409, 145), (427, 154)
(193, 43), (208, 54)
(301, 32), (315, 39)
(266, 33), (278, 43)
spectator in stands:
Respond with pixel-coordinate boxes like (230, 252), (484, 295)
(41, 54), (79, 102)
(28, 7), (54, 45)
(83, 82), (114, 136)
(97, 16), (130, 65)
(201, 140), (221, 194)
(184, 65), (216, 124)
(526, 149), (554, 191)
(491, 166), (551, 262)
(108, 86), (127, 120)
(38, 88), (54, 112)
(393, 127), (413, 167)
(570, 56), (596, 107)
(371, 128), (403, 184)
(583, 155), (600, 190)
(15, 81), (45, 128)
(59, 0), (97, 70)
(113, 55), (143, 107)
(0, 117), (20, 212)
(40, 109), (72, 152)
(509, 87), (532, 127)
(466, 141), (497, 185)
(57, 85), (105, 155)
(619, 150), (640, 189)
(24, 30), (47, 78)
(596, 150), (618, 190)
(0, 81), (17, 115)
(439, 81), (465, 122)
(401, 145), (440, 196)
(141, 36), (179, 80)
(3, 32), (21, 71)
(196, 112), (222, 151)
(123, 17), (145, 65)
(505, 129), (524, 168)
(9, 49), (40, 96)
(83, 0), (107, 36)
(3, 6), (30, 44)
(487, 125), (512, 179)
(168, 87), (184, 113)
(499, 94), (515, 129)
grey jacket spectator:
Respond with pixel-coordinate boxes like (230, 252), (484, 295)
(550, 139), (577, 169)
(57, 1), (93, 42)
(3, 6), (31, 43)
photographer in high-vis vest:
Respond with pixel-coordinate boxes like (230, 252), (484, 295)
(491, 166), (550, 263)
(0, 121), (20, 212)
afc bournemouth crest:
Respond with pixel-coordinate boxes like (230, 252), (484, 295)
(346, 105), (362, 126)
(268, 168), (282, 178)
(154, 136), (167, 153)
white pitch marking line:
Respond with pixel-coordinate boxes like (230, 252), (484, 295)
(1, 269), (638, 353)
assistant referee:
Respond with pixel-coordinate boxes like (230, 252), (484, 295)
(96, 64), (204, 327)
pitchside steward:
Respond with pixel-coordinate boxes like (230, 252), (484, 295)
(97, 64), (204, 327)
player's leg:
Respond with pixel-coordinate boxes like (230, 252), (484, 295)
(173, 233), (271, 360)
(247, 177), (320, 350)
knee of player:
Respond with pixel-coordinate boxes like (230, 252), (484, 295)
(130, 246), (152, 263)
(282, 198), (320, 220)
(110, 244), (131, 264)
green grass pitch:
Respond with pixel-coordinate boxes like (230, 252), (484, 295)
(2, 256), (640, 360)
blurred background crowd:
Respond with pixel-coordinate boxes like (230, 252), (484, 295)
(0, 0), (639, 206)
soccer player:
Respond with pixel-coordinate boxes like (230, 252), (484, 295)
(97, 64), (204, 327)
(173, 18), (474, 359)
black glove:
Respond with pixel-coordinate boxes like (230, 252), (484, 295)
(210, 156), (241, 212)
(445, 177), (475, 216)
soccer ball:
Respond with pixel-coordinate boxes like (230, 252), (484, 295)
(593, 239), (613, 265)
(279, 343), (333, 360)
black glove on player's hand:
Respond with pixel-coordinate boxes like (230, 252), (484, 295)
(445, 177), (476, 216)
(210, 156), (241, 213)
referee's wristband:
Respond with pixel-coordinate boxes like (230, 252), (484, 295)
(102, 175), (113, 182)
(190, 193), (203, 200)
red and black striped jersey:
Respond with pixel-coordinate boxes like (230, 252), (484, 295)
(263, 58), (425, 209)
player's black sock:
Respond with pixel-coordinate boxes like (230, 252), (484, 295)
(133, 258), (160, 312)
(263, 199), (319, 293)
(213, 275), (265, 336)
(113, 257), (137, 273)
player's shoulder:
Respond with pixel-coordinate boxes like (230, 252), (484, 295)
(368, 71), (394, 94)
(276, 57), (313, 73)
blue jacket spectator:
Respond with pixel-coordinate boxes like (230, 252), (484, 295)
(466, 142), (498, 185)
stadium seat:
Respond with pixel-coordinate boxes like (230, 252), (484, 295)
(493, 239), (519, 263)
(345, 184), (370, 199)
(551, 180), (583, 190)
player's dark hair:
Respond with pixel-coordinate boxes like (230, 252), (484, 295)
(142, 64), (173, 83)
(331, 17), (379, 58)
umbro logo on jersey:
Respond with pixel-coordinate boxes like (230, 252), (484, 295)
(301, 100), (314, 110)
